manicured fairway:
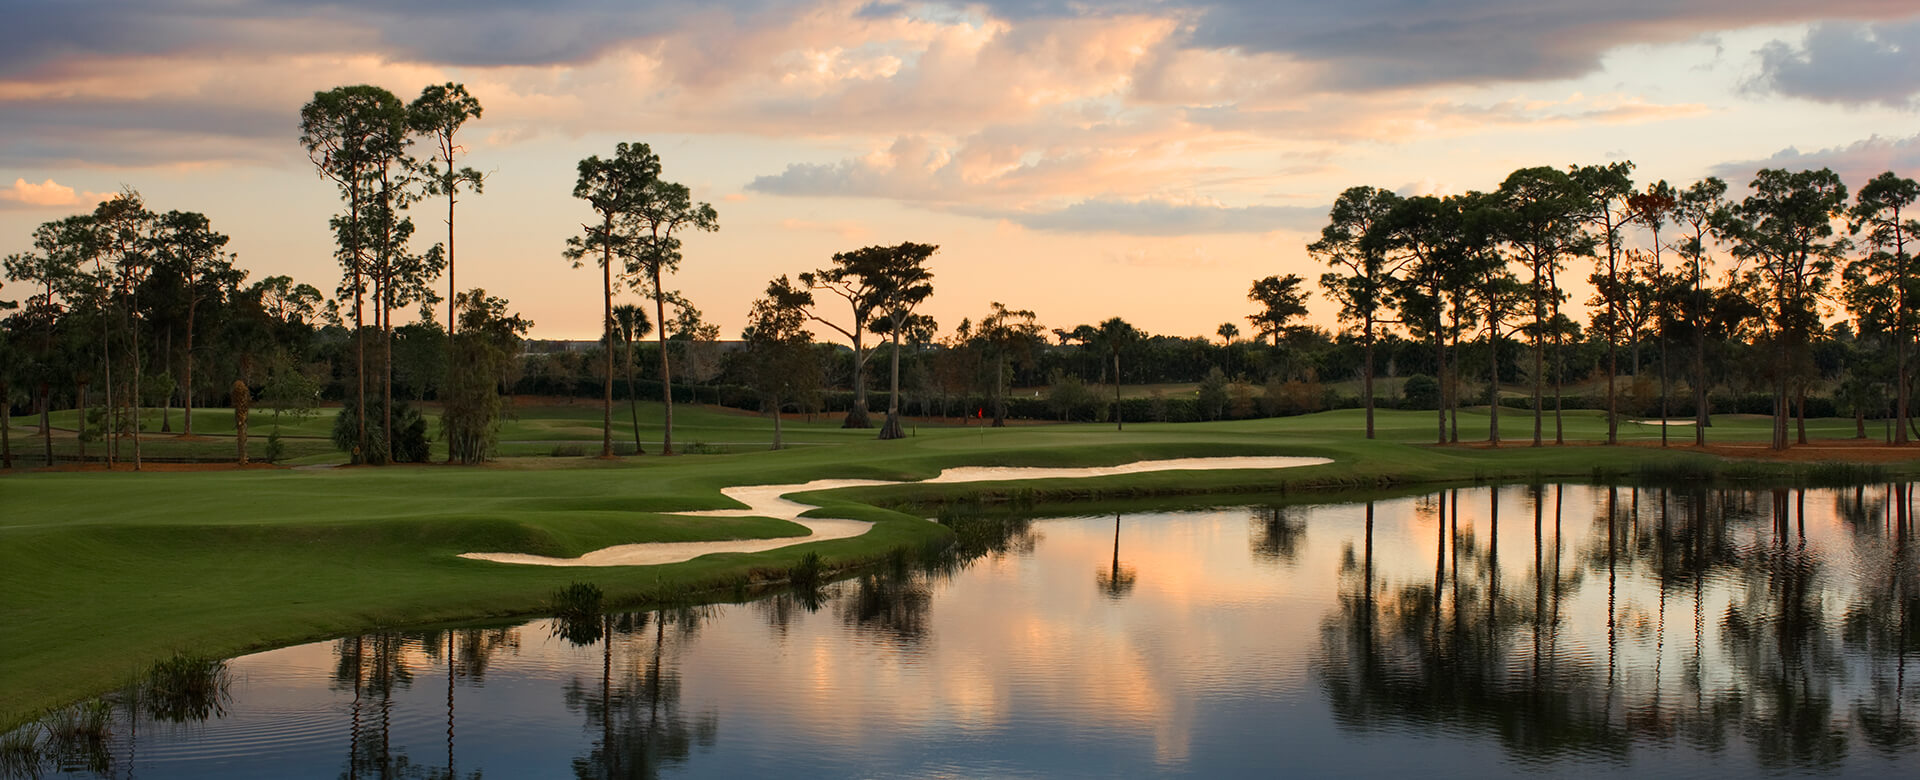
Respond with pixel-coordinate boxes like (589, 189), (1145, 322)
(2, 403), (1915, 730)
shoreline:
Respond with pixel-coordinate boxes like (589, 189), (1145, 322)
(8, 420), (1920, 732)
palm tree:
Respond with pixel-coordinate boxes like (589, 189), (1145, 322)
(1095, 317), (1139, 431)
(1216, 322), (1238, 376)
(612, 303), (652, 454)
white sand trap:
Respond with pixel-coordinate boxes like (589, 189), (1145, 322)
(1631, 419), (1698, 426)
(461, 455), (1330, 568)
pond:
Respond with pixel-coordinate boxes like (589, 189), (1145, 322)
(9, 483), (1919, 778)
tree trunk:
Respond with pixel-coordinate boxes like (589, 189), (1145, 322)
(39, 382), (52, 467)
(1532, 265), (1543, 447)
(447, 193), (457, 339)
(992, 360), (1006, 427)
(185, 260), (199, 437)
(1694, 290), (1708, 446)
(1796, 385), (1808, 445)
(103, 313), (114, 468)
(1433, 307), (1447, 445)
(880, 331), (906, 439)
(1363, 318), (1375, 439)
(600, 219), (615, 459)
(232, 380), (250, 466)
(443, 194), (457, 458)
(1773, 345), (1789, 450)
(383, 290), (393, 464)
(161, 329), (173, 433)
(654, 268), (675, 455)
(1901, 241), (1912, 444)
(771, 393), (784, 450)
(1659, 335), (1670, 447)
(625, 345), (643, 454)
(1857, 409), (1868, 440)
(1, 381), (11, 469)
(76, 381), (88, 464)
(1114, 351), (1124, 433)
(1488, 320), (1502, 447)
(352, 184), (367, 464)
(1606, 332), (1619, 448)
(1606, 283), (1619, 447)
(845, 329), (871, 429)
(1549, 264), (1563, 445)
(1449, 318), (1462, 443)
(130, 290), (142, 472)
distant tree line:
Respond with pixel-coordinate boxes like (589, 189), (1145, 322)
(6, 100), (1914, 463)
(1287, 163), (1913, 452)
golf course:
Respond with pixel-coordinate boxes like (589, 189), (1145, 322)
(4, 398), (1915, 732)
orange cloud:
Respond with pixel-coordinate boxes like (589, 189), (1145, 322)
(0, 178), (107, 209)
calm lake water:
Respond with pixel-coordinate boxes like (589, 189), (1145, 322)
(12, 484), (1920, 778)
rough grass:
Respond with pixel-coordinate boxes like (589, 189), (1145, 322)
(4, 402), (1920, 730)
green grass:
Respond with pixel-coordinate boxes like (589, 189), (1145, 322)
(3, 401), (1918, 730)
(9, 400), (915, 465)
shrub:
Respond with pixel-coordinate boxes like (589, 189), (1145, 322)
(330, 397), (430, 464)
(143, 653), (231, 723)
(1401, 374), (1439, 410)
(1228, 380), (1259, 419)
(790, 551), (826, 591)
(549, 582), (605, 646)
(1196, 367), (1228, 421)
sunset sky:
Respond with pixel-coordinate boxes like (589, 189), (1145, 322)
(4, 1), (1919, 341)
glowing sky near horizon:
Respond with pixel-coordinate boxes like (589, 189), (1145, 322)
(3, 1), (1918, 341)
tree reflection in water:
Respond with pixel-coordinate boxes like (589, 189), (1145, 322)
(1097, 514), (1138, 599)
(836, 514), (1030, 644)
(1316, 483), (1920, 770)
(1250, 505), (1308, 565)
(563, 608), (720, 780)
(324, 627), (514, 780)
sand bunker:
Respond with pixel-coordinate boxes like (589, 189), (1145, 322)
(461, 455), (1330, 567)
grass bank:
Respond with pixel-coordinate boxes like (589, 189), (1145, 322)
(5, 405), (1919, 730)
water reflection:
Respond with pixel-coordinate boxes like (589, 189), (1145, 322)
(11, 484), (1920, 778)
(563, 610), (719, 780)
(1317, 484), (1920, 773)
(1097, 515), (1139, 599)
(1249, 505), (1308, 565)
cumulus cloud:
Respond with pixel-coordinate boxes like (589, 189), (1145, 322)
(0, 3), (1187, 167)
(749, 135), (969, 201)
(980, 0), (1914, 89)
(1708, 133), (1920, 189)
(746, 124), (1322, 234)
(1010, 197), (1324, 235)
(0, 0), (792, 76)
(747, 114), (1250, 204)
(9, 1), (1916, 93)
(2, 0), (1909, 174)
(1751, 19), (1920, 107)
(0, 178), (108, 210)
